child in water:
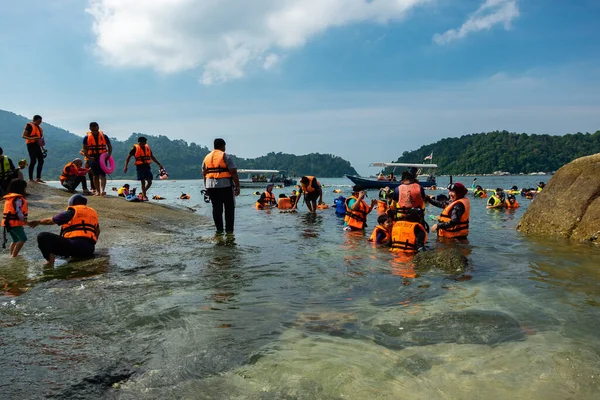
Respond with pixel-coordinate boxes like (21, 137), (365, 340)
(2, 180), (28, 257)
(368, 214), (393, 245)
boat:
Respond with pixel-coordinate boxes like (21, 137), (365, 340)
(237, 169), (297, 189)
(345, 162), (438, 190)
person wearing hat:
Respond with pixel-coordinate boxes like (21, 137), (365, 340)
(430, 182), (470, 239)
(255, 183), (276, 210)
(59, 158), (92, 194)
(124, 136), (163, 201)
(28, 194), (100, 266)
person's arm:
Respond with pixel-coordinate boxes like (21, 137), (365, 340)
(14, 199), (25, 221)
(415, 225), (427, 250)
(202, 162), (208, 187)
(292, 188), (303, 209)
(258, 192), (267, 205)
(28, 218), (55, 228)
(106, 137), (113, 157)
(352, 192), (365, 211)
(427, 197), (448, 209)
(82, 137), (91, 160)
(96, 225), (101, 240)
(230, 169), (240, 196)
(124, 147), (135, 173)
(30, 210), (75, 228)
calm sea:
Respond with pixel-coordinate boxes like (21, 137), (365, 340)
(3, 175), (599, 399)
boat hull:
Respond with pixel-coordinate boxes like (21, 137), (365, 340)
(345, 175), (437, 190)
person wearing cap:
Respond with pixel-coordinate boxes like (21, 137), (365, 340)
(28, 194), (100, 266)
(430, 182), (470, 239)
(59, 158), (92, 194)
(202, 138), (240, 233)
(344, 185), (377, 230)
(487, 188), (506, 209)
(124, 136), (163, 202)
(293, 176), (323, 213)
(255, 183), (276, 210)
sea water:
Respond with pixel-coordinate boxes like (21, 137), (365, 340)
(2, 176), (599, 399)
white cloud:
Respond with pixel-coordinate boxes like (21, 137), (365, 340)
(86, 0), (427, 85)
(433, 0), (519, 45)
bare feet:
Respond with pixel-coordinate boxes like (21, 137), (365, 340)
(43, 254), (55, 266)
(36, 179), (46, 183)
(101, 191), (107, 196)
(82, 190), (92, 195)
(28, 179), (36, 184)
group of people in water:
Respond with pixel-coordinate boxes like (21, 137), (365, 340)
(2, 115), (165, 264)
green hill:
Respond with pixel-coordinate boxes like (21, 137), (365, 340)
(0, 110), (358, 179)
(393, 130), (600, 174)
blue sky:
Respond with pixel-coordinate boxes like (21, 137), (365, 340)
(1, 0), (599, 174)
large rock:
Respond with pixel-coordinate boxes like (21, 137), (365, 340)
(517, 153), (600, 242)
(412, 248), (468, 274)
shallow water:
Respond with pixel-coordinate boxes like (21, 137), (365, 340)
(2, 176), (599, 399)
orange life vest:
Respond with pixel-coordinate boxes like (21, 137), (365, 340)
(345, 195), (370, 230)
(377, 199), (388, 215)
(301, 176), (318, 193)
(255, 191), (276, 209)
(2, 193), (28, 227)
(278, 197), (293, 210)
(60, 205), (99, 243)
(395, 183), (424, 212)
(25, 123), (42, 144)
(368, 225), (391, 244)
(60, 162), (76, 182)
(505, 199), (520, 209)
(438, 197), (470, 238)
(134, 143), (152, 165)
(86, 132), (108, 157)
(203, 150), (232, 179)
(390, 220), (428, 253)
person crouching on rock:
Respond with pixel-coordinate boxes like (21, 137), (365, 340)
(59, 158), (92, 194)
(28, 194), (99, 266)
(430, 182), (470, 240)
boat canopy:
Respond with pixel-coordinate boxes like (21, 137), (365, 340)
(237, 169), (281, 174)
(369, 162), (438, 169)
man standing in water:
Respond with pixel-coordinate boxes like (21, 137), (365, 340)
(202, 138), (240, 234)
(21, 114), (46, 183)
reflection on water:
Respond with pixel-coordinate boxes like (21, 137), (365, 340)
(2, 177), (599, 399)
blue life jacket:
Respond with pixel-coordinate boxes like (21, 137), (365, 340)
(334, 196), (346, 215)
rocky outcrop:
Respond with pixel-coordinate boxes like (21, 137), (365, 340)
(517, 153), (600, 242)
(412, 248), (468, 274)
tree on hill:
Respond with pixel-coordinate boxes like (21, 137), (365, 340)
(392, 130), (600, 174)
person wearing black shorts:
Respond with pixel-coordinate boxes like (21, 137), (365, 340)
(292, 176), (323, 213)
(123, 136), (163, 201)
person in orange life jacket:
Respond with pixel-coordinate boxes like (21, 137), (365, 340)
(293, 176), (323, 213)
(430, 182), (470, 239)
(82, 122), (112, 196)
(2, 180), (28, 257)
(368, 214), (393, 244)
(344, 185), (377, 231)
(21, 114), (46, 183)
(60, 158), (92, 194)
(28, 194), (100, 266)
(505, 194), (520, 208)
(256, 183), (276, 209)
(390, 210), (428, 253)
(0, 147), (24, 195)
(124, 137), (163, 201)
(391, 170), (431, 221)
(202, 138), (240, 234)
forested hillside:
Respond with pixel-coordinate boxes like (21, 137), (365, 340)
(394, 130), (600, 174)
(0, 110), (358, 179)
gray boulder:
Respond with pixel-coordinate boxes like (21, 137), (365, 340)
(412, 248), (468, 274)
(517, 153), (600, 242)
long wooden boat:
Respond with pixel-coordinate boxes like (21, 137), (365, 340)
(345, 162), (438, 189)
(237, 169), (297, 188)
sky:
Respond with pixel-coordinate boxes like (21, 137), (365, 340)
(1, 0), (599, 174)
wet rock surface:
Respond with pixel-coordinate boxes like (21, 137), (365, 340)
(412, 248), (468, 274)
(517, 152), (600, 242)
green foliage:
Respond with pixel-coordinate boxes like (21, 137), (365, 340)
(0, 110), (357, 179)
(394, 130), (600, 174)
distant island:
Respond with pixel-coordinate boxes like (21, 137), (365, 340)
(0, 110), (358, 179)
(393, 130), (600, 175)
